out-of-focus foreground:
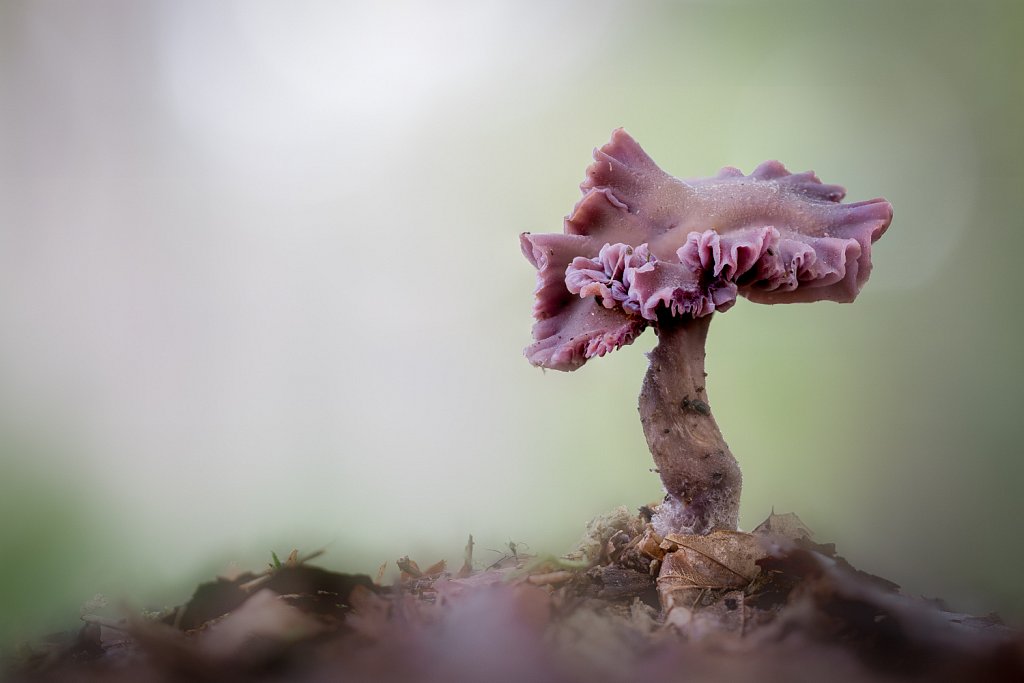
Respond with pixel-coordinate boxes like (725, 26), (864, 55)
(1, 0), (1022, 646)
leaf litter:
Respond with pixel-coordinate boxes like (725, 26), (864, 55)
(6, 510), (1023, 683)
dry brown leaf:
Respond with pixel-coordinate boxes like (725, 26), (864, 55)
(422, 559), (447, 576)
(660, 530), (764, 586)
(753, 511), (814, 541)
(657, 530), (765, 612)
(636, 527), (666, 561)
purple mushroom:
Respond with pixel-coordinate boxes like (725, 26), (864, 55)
(522, 129), (892, 536)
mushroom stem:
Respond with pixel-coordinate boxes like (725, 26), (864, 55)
(639, 313), (741, 535)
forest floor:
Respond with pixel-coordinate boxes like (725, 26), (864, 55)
(5, 507), (1022, 683)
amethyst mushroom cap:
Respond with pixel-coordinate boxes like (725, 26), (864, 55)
(522, 129), (892, 535)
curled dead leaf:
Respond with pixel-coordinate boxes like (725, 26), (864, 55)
(636, 528), (666, 561)
(657, 530), (765, 612)
(753, 511), (814, 541)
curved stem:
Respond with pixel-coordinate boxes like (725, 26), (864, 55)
(638, 314), (741, 535)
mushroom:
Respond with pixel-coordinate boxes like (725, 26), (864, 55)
(521, 129), (893, 536)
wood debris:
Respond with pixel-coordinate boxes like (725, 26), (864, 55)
(7, 510), (1023, 683)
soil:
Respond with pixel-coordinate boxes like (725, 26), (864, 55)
(5, 507), (1022, 683)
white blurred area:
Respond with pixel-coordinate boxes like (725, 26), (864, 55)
(1, 0), (1020, 639)
(0, 0), (631, 581)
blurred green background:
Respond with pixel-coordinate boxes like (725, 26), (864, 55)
(1, 0), (1022, 646)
